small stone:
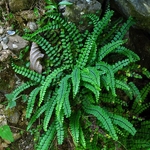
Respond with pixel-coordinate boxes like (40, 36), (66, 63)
(2, 36), (9, 44)
(8, 111), (20, 124)
(7, 30), (16, 36)
(27, 21), (38, 31)
(0, 26), (4, 34)
(8, 35), (29, 51)
(12, 44), (18, 49)
(0, 43), (3, 51)
(1, 41), (8, 49)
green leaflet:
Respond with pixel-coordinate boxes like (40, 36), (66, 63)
(63, 83), (71, 118)
(115, 79), (131, 91)
(96, 62), (116, 96)
(112, 16), (135, 41)
(129, 82), (142, 113)
(0, 125), (14, 142)
(98, 40), (125, 61)
(83, 100), (118, 140)
(112, 59), (131, 73)
(69, 111), (81, 146)
(79, 126), (86, 149)
(37, 121), (56, 150)
(56, 117), (64, 145)
(110, 114), (136, 136)
(114, 46), (140, 62)
(39, 66), (69, 106)
(71, 67), (81, 97)
(56, 75), (71, 122)
(27, 102), (48, 130)
(26, 87), (40, 118)
(81, 67), (101, 92)
(12, 62), (45, 83)
(43, 92), (57, 131)
(6, 81), (35, 109)
(83, 82), (100, 103)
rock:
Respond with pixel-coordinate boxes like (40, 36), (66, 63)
(0, 105), (7, 126)
(0, 0), (5, 6)
(1, 41), (8, 50)
(7, 35), (29, 51)
(59, 0), (102, 30)
(27, 22), (38, 31)
(0, 26), (4, 34)
(8, 0), (35, 12)
(2, 36), (9, 44)
(129, 28), (150, 69)
(7, 30), (16, 36)
(0, 50), (13, 61)
(0, 43), (3, 51)
(111, 0), (150, 32)
(8, 111), (20, 124)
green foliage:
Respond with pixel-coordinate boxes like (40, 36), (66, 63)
(6, 6), (150, 150)
(0, 125), (14, 142)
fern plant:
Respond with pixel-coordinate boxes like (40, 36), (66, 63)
(5, 6), (150, 150)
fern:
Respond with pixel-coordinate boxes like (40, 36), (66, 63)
(55, 117), (64, 145)
(37, 121), (56, 150)
(83, 100), (118, 140)
(6, 5), (150, 150)
(96, 62), (116, 96)
(12, 62), (45, 83)
(69, 111), (81, 146)
(26, 87), (40, 118)
(63, 83), (71, 118)
(6, 81), (36, 109)
(43, 92), (57, 131)
(98, 40), (125, 61)
(81, 67), (101, 93)
(55, 75), (71, 122)
(39, 65), (69, 106)
(71, 67), (81, 97)
(110, 114), (136, 136)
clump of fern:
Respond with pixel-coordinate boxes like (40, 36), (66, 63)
(5, 5), (150, 150)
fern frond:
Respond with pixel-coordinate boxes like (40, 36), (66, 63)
(39, 65), (69, 106)
(112, 16), (135, 41)
(98, 40), (125, 61)
(27, 102), (48, 130)
(93, 9), (114, 39)
(79, 126), (86, 148)
(81, 67), (101, 92)
(112, 59), (131, 73)
(96, 62), (116, 96)
(6, 81), (35, 109)
(43, 92), (57, 131)
(82, 13), (100, 27)
(69, 111), (81, 146)
(114, 46), (140, 62)
(63, 83), (71, 118)
(71, 67), (81, 97)
(37, 121), (56, 150)
(83, 82), (100, 103)
(142, 67), (150, 78)
(110, 114), (136, 136)
(26, 87), (40, 118)
(76, 37), (96, 69)
(140, 82), (150, 101)
(83, 100), (118, 140)
(56, 75), (71, 122)
(115, 80), (130, 91)
(55, 117), (64, 145)
(129, 82), (142, 112)
(11, 62), (45, 83)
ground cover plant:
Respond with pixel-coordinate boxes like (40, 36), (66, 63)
(5, 2), (150, 150)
